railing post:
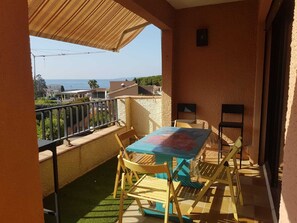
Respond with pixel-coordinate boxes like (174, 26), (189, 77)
(81, 104), (85, 132)
(63, 107), (68, 139)
(41, 112), (45, 139)
(49, 110), (53, 140)
(75, 106), (79, 133)
(57, 109), (61, 139)
(70, 107), (73, 135)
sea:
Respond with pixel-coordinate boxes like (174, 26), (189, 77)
(45, 78), (129, 90)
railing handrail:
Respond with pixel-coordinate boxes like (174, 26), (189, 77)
(35, 99), (118, 143)
(35, 99), (111, 112)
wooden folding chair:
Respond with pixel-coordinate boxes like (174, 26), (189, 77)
(118, 155), (184, 223)
(174, 120), (205, 129)
(188, 137), (243, 221)
(113, 127), (155, 198)
(174, 120), (207, 161)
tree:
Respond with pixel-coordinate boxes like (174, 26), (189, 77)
(88, 79), (99, 89)
(134, 75), (162, 86)
(34, 74), (47, 99)
(133, 77), (138, 84)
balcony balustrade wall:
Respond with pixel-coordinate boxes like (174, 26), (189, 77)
(117, 95), (162, 137)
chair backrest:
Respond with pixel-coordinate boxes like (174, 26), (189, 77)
(214, 137), (242, 177)
(221, 104), (244, 123)
(115, 127), (139, 158)
(115, 127), (139, 147)
(177, 103), (196, 120)
(119, 155), (171, 177)
(174, 120), (204, 129)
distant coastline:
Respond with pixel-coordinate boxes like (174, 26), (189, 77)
(45, 78), (131, 90)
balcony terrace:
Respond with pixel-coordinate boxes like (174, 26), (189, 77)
(39, 96), (273, 223)
(3, 1), (297, 222)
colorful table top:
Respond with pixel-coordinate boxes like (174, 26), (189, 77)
(127, 127), (211, 159)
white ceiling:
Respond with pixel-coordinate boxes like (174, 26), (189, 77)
(166, 0), (243, 9)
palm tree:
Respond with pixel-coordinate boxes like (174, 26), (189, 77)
(88, 79), (99, 89)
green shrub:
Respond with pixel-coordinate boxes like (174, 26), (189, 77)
(37, 117), (64, 140)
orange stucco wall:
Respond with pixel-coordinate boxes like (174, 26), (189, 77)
(279, 0), (297, 221)
(0, 1), (44, 222)
(173, 1), (258, 151)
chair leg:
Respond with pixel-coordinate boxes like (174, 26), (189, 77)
(118, 173), (126, 223)
(239, 146), (243, 169)
(173, 199), (184, 223)
(113, 160), (121, 198)
(164, 190), (170, 223)
(240, 128), (243, 169)
(218, 126), (223, 163)
(188, 180), (213, 214)
(235, 172), (244, 205)
(171, 185), (184, 223)
(227, 171), (239, 221)
(135, 198), (145, 216)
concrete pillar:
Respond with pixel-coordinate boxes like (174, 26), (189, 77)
(161, 30), (174, 127)
(0, 0), (44, 222)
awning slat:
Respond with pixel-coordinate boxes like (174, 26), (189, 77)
(28, 0), (149, 51)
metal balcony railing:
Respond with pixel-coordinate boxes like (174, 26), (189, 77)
(35, 99), (118, 143)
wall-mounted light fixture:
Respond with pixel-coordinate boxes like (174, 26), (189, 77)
(196, 28), (208, 47)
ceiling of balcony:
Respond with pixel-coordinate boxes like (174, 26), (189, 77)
(166, 0), (244, 9)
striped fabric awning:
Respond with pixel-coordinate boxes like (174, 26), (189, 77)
(28, 0), (149, 52)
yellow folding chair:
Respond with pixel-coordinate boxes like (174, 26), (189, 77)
(174, 120), (208, 161)
(188, 137), (243, 221)
(113, 127), (155, 198)
(118, 155), (184, 223)
(174, 120), (205, 129)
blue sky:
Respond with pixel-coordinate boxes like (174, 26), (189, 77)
(30, 25), (161, 79)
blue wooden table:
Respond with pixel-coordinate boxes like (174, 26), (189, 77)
(126, 127), (211, 222)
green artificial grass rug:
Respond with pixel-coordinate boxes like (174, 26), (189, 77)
(43, 156), (133, 223)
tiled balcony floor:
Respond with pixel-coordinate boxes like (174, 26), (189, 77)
(119, 149), (274, 223)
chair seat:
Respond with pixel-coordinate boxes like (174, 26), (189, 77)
(219, 121), (243, 128)
(131, 153), (155, 165)
(128, 175), (181, 203)
(197, 162), (235, 183)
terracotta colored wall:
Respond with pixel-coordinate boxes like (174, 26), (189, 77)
(173, 1), (258, 148)
(0, 0), (44, 222)
(279, 0), (297, 221)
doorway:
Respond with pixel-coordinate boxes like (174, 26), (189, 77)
(262, 0), (293, 219)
